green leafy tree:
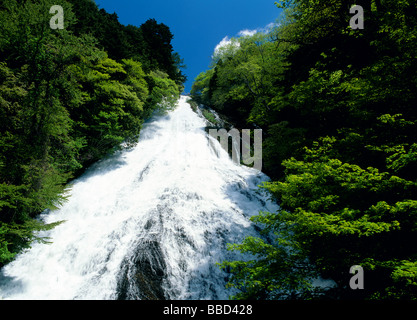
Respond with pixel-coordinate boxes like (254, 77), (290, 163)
(193, 0), (417, 299)
(0, 0), (88, 266)
(70, 54), (147, 162)
(0, 0), (183, 267)
(144, 70), (180, 118)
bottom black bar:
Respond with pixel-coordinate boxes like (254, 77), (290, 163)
(2, 300), (414, 318)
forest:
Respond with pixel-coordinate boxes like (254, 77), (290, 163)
(0, 0), (185, 267)
(191, 0), (417, 299)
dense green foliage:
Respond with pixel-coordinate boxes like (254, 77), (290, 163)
(0, 0), (184, 267)
(192, 0), (417, 299)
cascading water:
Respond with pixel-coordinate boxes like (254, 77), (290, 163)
(0, 96), (278, 300)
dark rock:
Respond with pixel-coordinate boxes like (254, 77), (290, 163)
(116, 240), (167, 300)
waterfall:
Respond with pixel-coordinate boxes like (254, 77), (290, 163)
(0, 96), (278, 300)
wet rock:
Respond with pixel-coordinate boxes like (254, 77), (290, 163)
(117, 240), (167, 300)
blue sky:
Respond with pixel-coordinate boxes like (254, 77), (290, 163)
(94, 0), (282, 93)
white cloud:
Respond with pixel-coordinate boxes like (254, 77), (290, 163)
(214, 36), (240, 56)
(238, 22), (278, 38)
(264, 22), (277, 32)
(213, 22), (279, 58)
(214, 36), (232, 53)
(238, 29), (258, 37)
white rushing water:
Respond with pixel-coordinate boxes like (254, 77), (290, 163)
(0, 96), (278, 300)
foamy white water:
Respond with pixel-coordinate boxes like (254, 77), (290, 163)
(0, 96), (277, 300)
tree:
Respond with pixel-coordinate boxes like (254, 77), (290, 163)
(0, 0), (88, 266)
(70, 54), (148, 163)
(144, 70), (180, 118)
(193, 0), (417, 299)
(0, 0), (183, 267)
